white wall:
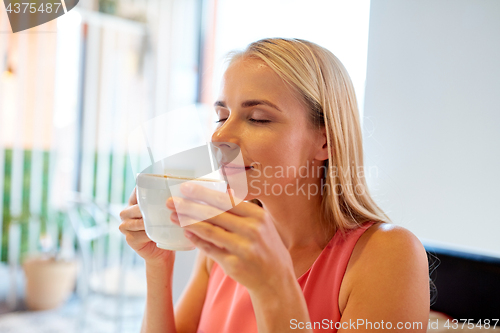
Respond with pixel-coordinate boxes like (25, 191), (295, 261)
(363, 0), (500, 256)
(212, 0), (371, 117)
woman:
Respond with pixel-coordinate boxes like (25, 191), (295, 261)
(119, 38), (430, 332)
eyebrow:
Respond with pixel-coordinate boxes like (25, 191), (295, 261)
(214, 99), (282, 112)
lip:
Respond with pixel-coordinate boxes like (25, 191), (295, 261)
(221, 163), (253, 169)
(220, 163), (253, 176)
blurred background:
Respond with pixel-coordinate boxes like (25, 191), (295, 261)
(0, 0), (499, 331)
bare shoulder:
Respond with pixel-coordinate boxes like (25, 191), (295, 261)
(349, 222), (429, 278)
(358, 222), (427, 256)
(339, 222), (430, 323)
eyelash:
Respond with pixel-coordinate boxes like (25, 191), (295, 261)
(215, 118), (271, 124)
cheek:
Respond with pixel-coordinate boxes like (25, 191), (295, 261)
(251, 132), (297, 166)
(273, 130), (309, 165)
(252, 133), (309, 181)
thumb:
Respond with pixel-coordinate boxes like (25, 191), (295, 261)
(128, 187), (138, 206)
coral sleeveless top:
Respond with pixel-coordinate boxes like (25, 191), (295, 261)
(197, 221), (376, 333)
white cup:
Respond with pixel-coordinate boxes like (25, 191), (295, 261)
(136, 173), (227, 251)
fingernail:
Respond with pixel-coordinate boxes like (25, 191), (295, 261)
(171, 212), (179, 222)
(173, 197), (182, 205)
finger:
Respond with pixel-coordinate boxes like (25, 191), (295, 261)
(170, 212), (180, 226)
(125, 230), (153, 247)
(119, 218), (145, 233)
(184, 230), (230, 263)
(179, 183), (257, 217)
(119, 204), (142, 220)
(172, 197), (224, 222)
(172, 197), (246, 233)
(182, 219), (246, 255)
(128, 187), (137, 206)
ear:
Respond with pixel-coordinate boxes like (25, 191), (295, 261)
(314, 127), (330, 161)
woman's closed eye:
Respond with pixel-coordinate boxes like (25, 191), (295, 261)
(249, 118), (271, 124)
(215, 118), (271, 124)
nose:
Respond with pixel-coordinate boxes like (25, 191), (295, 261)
(211, 120), (241, 166)
(212, 117), (237, 141)
(211, 115), (242, 146)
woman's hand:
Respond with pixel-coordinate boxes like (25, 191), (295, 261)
(119, 187), (175, 266)
(167, 183), (295, 294)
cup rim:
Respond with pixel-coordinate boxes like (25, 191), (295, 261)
(138, 173), (224, 183)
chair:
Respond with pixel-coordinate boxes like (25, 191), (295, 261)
(424, 242), (500, 320)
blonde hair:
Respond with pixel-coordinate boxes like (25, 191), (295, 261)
(228, 38), (391, 236)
